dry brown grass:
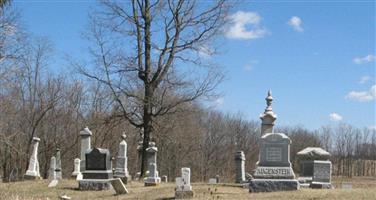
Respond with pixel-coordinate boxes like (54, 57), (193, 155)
(0, 177), (375, 200)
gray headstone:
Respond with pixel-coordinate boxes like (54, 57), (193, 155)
(110, 178), (129, 195)
(48, 156), (56, 180)
(80, 127), (92, 172)
(55, 148), (62, 179)
(235, 151), (245, 183)
(114, 134), (130, 179)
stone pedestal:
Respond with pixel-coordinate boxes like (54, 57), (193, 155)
(235, 151), (246, 183)
(78, 179), (112, 190)
(249, 179), (300, 192)
(24, 137), (41, 179)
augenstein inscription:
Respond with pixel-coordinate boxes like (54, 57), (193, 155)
(257, 168), (290, 175)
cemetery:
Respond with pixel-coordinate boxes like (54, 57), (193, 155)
(0, 1), (375, 199)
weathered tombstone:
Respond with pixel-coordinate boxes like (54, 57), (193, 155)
(59, 195), (71, 200)
(249, 91), (299, 192)
(78, 148), (113, 190)
(144, 163), (161, 186)
(48, 156), (56, 180)
(235, 151), (246, 183)
(208, 178), (217, 184)
(48, 179), (59, 187)
(161, 175), (168, 183)
(24, 137), (41, 180)
(297, 147), (332, 189)
(110, 178), (129, 195)
(80, 127), (92, 172)
(71, 158), (81, 178)
(55, 148), (62, 180)
(9, 167), (19, 182)
(114, 134), (131, 184)
(175, 167), (194, 199)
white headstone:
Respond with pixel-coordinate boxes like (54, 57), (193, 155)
(110, 178), (129, 195)
(71, 158), (81, 177)
(48, 179), (59, 187)
(209, 178), (217, 184)
(176, 167), (192, 191)
(25, 137), (41, 178)
(114, 134), (130, 178)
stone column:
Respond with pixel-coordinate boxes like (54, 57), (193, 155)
(48, 156), (56, 179)
(71, 158), (81, 177)
(80, 127), (92, 172)
(260, 90), (277, 135)
(55, 148), (62, 179)
(146, 142), (158, 176)
(235, 151), (245, 183)
(25, 137), (41, 179)
(114, 134), (130, 178)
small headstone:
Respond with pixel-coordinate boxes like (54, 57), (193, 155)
(9, 167), (19, 182)
(342, 183), (352, 190)
(175, 167), (194, 199)
(208, 178), (217, 184)
(110, 178), (129, 195)
(48, 179), (59, 187)
(235, 151), (246, 183)
(24, 137), (41, 180)
(71, 158), (81, 178)
(161, 175), (168, 182)
(59, 195), (71, 200)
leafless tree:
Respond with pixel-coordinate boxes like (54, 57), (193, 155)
(77, 0), (230, 175)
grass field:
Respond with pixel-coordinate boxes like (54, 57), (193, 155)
(0, 177), (376, 200)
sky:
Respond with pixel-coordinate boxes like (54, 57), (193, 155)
(13, 1), (375, 130)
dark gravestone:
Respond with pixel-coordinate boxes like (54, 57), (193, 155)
(82, 148), (113, 180)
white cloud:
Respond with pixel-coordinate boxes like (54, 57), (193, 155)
(329, 113), (343, 122)
(287, 16), (304, 32)
(359, 76), (372, 84)
(353, 54), (375, 64)
(346, 85), (376, 102)
(226, 11), (268, 40)
(369, 125), (376, 131)
(214, 97), (224, 107)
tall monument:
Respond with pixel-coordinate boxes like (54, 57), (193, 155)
(249, 90), (299, 192)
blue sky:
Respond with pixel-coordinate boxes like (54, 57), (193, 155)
(14, 1), (375, 130)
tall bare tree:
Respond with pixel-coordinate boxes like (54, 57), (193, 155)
(78, 0), (229, 175)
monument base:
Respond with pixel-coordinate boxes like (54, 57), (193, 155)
(78, 179), (112, 190)
(310, 182), (332, 189)
(144, 177), (161, 186)
(175, 190), (194, 199)
(23, 174), (42, 180)
(249, 179), (299, 192)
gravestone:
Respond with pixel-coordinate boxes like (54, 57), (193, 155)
(175, 167), (194, 199)
(110, 178), (129, 195)
(59, 195), (71, 200)
(161, 175), (168, 182)
(297, 147), (332, 189)
(48, 156), (56, 180)
(80, 127), (92, 172)
(114, 134), (131, 184)
(55, 148), (62, 180)
(249, 91), (299, 192)
(208, 178), (217, 184)
(24, 137), (41, 180)
(144, 142), (161, 186)
(9, 167), (19, 182)
(235, 151), (246, 183)
(79, 148), (113, 190)
(48, 179), (59, 187)
(71, 158), (81, 178)
(144, 163), (161, 186)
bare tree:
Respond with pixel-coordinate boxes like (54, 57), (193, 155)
(77, 0), (230, 175)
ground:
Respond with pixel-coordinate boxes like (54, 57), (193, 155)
(1, 177), (376, 200)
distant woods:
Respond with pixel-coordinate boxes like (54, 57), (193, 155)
(1, 1), (376, 182)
